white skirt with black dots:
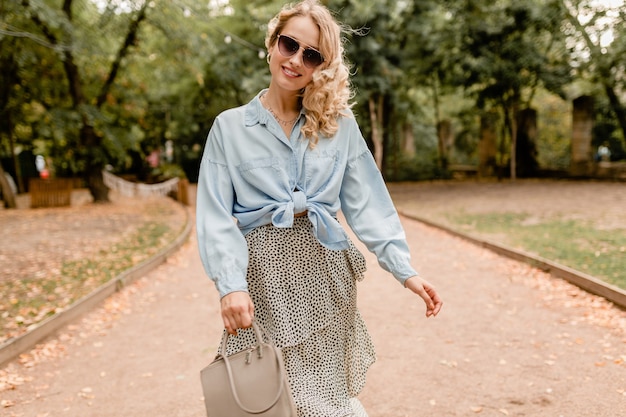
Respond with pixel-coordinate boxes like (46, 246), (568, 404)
(220, 217), (375, 417)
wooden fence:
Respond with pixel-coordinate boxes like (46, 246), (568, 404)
(29, 178), (74, 208)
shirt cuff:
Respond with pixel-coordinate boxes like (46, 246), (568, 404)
(394, 267), (419, 286)
(215, 276), (249, 299)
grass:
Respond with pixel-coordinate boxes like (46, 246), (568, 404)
(444, 211), (626, 289)
(0, 220), (179, 344)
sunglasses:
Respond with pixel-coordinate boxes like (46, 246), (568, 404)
(276, 34), (325, 69)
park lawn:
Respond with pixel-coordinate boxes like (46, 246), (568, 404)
(444, 211), (626, 289)
(0, 202), (185, 345)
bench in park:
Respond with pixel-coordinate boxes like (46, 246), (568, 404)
(448, 164), (478, 179)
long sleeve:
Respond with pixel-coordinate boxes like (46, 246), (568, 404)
(339, 125), (418, 285)
(196, 117), (250, 298)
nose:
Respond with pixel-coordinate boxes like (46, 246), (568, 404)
(288, 49), (304, 68)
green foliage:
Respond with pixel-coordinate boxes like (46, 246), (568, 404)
(388, 151), (442, 182)
(562, 0), (626, 155)
(152, 163), (187, 181)
(535, 91), (571, 170)
(1, 0), (625, 191)
(450, 1), (571, 106)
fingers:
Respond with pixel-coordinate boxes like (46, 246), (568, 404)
(220, 291), (254, 335)
(422, 284), (443, 317)
(222, 310), (253, 335)
(405, 276), (443, 318)
(222, 314), (238, 336)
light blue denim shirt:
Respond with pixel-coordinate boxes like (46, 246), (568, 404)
(196, 91), (418, 298)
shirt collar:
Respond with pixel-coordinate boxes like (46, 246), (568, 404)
(244, 90), (268, 127)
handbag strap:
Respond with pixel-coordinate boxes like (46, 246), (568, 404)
(219, 320), (287, 414)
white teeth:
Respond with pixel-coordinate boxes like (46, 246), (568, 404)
(283, 67), (299, 77)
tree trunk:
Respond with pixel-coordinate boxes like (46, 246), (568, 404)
(0, 162), (17, 209)
(515, 108), (539, 177)
(8, 117), (25, 193)
(402, 122), (415, 155)
(96, 4), (148, 107)
(571, 95), (594, 177)
(478, 111), (498, 178)
(436, 119), (453, 171)
(368, 95), (384, 170)
(503, 103), (518, 181)
(59, 57), (108, 201)
(81, 125), (110, 202)
(603, 83), (626, 144)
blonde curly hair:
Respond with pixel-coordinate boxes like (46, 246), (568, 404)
(265, 0), (353, 147)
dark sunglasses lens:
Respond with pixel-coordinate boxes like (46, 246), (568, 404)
(303, 49), (323, 67)
(278, 36), (299, 56)
(277, 35), (324, 68)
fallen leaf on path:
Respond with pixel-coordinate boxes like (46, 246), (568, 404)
(470, 406), (483, 413)
(78, 386), (95, 399)
(1, 399), (15, 407)
(439, 359), (458, 368)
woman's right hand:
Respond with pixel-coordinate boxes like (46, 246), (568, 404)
(220, 291), (254, 335)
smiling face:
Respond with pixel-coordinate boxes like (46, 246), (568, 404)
(268, 15), (321, 94)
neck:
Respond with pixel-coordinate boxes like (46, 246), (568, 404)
(263, 87), (301, 114)
(261, 89), (302, 129)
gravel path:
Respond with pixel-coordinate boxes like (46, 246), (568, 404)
(1, 181), (625, 416)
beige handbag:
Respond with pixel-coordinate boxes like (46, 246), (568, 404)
(200, 320), (297, 416)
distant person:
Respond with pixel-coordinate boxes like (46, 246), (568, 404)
(195, 1), (443, 416)
(597, 142), (611, 162)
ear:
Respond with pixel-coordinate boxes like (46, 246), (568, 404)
(267, 42), (277, 63)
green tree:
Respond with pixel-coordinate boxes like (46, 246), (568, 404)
(562, 0), (626, 152)
(329, 0), (442, 178)
(1, 0), (152, 201)
(443, 0), (571, 179)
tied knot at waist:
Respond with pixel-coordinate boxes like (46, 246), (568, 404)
(270, 191), (349, 250)
(292, 190), (307, 215)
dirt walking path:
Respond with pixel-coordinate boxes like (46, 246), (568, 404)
(1, 181), (625, 416)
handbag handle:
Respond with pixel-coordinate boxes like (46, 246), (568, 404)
(219, 320), (287, 414)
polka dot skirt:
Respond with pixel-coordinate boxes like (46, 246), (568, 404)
(220, 217), (375, 417)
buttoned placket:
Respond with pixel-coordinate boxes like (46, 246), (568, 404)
(260, 104), (309, 215)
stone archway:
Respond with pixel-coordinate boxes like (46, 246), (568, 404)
(570, 95), (594, 177)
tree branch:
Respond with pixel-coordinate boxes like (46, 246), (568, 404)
(21, 0), (59, 45)
(96, 4), (149, 107)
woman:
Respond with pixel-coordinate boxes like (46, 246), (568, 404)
(196, 1), (443, 415)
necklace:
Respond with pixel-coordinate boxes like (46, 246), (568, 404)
(261, 94), (299, 127)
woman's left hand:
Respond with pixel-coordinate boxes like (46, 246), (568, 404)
(404, 276), (443, 318)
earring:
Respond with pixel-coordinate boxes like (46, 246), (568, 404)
(266, 53), (271, 64)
